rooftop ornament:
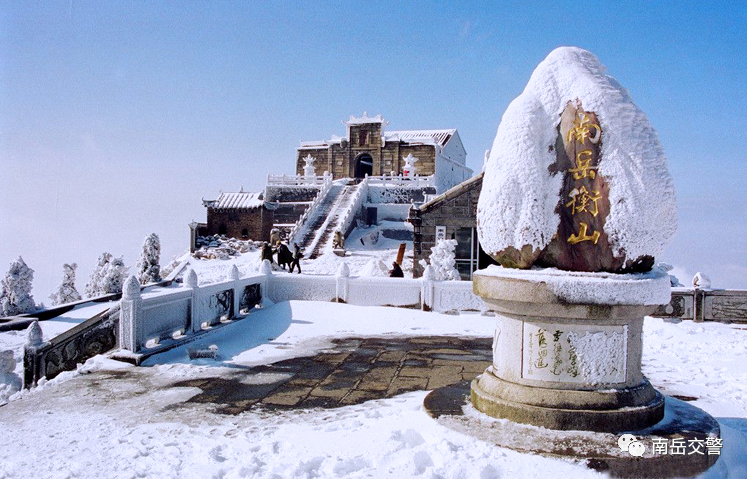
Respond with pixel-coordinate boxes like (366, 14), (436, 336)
(302, 153), (316, 178)
(402, 153), (419, 177)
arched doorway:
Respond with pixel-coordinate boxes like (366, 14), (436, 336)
(354, 153), (373, 179)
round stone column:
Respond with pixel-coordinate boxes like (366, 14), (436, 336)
(471, 266), (671, 432)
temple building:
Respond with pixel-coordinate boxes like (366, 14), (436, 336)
(408, 172), (497, 280)
(189, 191), (276, 251)
(296, 113), (473, 193)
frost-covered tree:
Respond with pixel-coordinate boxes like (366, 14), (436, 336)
(50, 263), (82, 306)
(0, 256), (36, 317)
(136, 233), (161, 284)
(85, 252), (113, 298)
(428, 239), (460, 281)
(85, 252), (127, 296)
(102, 257), (127, 294)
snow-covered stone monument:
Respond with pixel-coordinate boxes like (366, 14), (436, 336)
(457, 47), (720, 476)
(472, 47), (676, 432)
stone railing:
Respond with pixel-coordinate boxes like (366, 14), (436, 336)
(288, 175), (335, 245)
(115, 263), (484, 364)
(267, 173), (331, 186)
(365, 174), (435, 188)
(337, 177), (369, 237)
(23, 307), (118, 388)
(265, 263), (484, 312)
(651, 287), (747, 323)
(117, 265), (265, 364)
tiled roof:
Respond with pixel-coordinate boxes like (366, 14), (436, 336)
(203, 192), (264, 209)
(384, 129), (455, 146)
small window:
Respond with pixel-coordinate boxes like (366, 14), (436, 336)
(359, 130), (367, 146)
(241, 228), (249, 238)
(218, 224), (227, 235)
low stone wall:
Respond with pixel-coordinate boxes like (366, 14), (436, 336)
(651, 287), (747, 323)
(117, 267), (264, 362)
(265, 265), (485, 312)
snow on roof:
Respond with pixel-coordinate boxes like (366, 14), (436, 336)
(477, 46), (677, 263)
(203, 191), (264, 209)
(299, 135), (345, 149)
(385, 129), (455, 147)
(345, 112), (387, 125)
(416, 172), (483, 214)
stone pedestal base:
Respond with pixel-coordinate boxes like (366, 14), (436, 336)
(471, 367), (664, 432)
(425, 382), (720, 479)
(471, 266), (672, 432)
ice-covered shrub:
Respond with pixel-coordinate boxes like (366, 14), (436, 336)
(429, 240), (460, 281)
(50, 263), (82, 306)
(0, 256), (36, 317)
(136, 233), (161, 284)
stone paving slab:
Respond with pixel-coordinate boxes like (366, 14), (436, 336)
(168, 336), (492, 414)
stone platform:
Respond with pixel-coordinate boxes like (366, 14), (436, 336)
(165, 336), (492, 414)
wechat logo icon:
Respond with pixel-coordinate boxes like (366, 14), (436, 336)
(618, 434), (645, 457)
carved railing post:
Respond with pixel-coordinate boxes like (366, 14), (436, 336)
(229, 264), (240, 318)
(336, 262), (350, 303)
(119, 276), (142, 353)
(184, 269), (200, 334)
(259, 259), (273, 304)
(22, 321), (45, 388)
(421, 265), (435, 311)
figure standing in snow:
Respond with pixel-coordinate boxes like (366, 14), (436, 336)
(388, 262), (404, 278)
(290, 243), (303, 273)
(276, 242), (293, 270)
(333, 230), (344, 249)
(261, 242), (274, 264)
(269, 228), (280, 247)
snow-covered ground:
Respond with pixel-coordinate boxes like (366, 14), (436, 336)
(1, 299), (746, 479)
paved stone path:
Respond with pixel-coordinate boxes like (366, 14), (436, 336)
(169, 336), (492, 414)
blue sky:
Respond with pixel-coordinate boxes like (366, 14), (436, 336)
(1, 1), (746, 297)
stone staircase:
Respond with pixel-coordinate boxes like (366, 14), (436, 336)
(298, 182), (360, 258)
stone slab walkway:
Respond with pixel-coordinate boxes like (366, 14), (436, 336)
(168, 336), (492, 414)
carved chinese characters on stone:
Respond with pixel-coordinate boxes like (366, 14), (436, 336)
(537, 102), (611, 270)
(522, 322), (628, 385)
(534, 100), (655, 272)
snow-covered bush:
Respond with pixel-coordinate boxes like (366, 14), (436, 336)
(0, 350), (21, 405)
(85, 253), (128, 296)
(85, 252), (112, 298)
(429, 239), (460, 281)
(692, 272), (712, 289)
(50, 263), (82, 306)
(193, 235), (258, 260)
(136, 233), (162, 284)
(102, 257), (127, 294)
(0, 256), (36, 317)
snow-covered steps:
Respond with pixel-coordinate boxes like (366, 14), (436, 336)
(292, 184), (345, 250)
(306, 183), (360, 259)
